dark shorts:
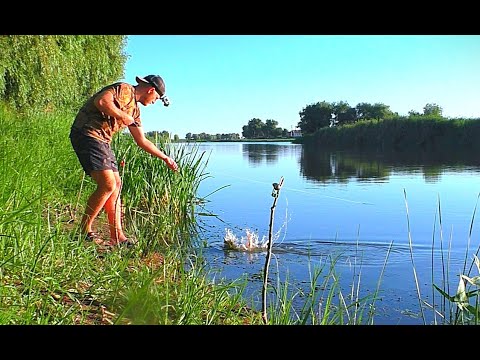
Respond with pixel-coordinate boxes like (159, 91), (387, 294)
(69, 128), (118, 176)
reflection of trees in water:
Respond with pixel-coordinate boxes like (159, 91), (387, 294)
(300, 143), (480, 183)
(299, 150), (389, 184)
(242, 143), (297, 166)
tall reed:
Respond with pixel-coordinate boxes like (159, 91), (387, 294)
(111, 133), (209, 249)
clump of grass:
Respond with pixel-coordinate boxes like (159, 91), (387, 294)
(428, 192), (480, 324)
(112, 133), (209, 249)
(403, 189), (480, 325)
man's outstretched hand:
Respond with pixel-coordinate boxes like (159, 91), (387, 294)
(164, 156), (179, 172)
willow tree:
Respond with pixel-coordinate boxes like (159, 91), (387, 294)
(0, 35), (128, 114)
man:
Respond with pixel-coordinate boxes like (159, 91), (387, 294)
(69, 75), (178, 247)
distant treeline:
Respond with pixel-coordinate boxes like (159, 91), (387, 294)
(187, 102), (470, 143)
(297, 115), (480, 152)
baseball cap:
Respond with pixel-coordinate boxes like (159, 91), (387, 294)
(136, 75), (166, 96)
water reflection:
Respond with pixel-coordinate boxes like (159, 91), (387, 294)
(242, 143), (296, 166)
(239, 141), (480, 183)
(299, 143), (480, 184)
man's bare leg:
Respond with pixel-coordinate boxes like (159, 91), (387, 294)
(103, 171), (128, 243)
(80, 170), (117, 238)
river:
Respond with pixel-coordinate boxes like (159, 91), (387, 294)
(187, 141), (480, 324)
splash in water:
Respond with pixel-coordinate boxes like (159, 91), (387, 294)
(224, 228), (269, 252)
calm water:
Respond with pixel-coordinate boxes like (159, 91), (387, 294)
(188, 141), (480, 324)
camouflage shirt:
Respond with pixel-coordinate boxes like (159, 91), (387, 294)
(71, 82), (141, 143)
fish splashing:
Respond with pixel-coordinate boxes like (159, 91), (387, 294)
(223, 228), (270, 252)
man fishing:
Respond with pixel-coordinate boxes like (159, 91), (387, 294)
(69, 75), (178, 247)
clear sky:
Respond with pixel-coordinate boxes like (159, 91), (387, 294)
(122, 35), (480, 138)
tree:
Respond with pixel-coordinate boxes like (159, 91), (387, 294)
(0, 35), (127, 114)
(297, 101), (333, 135)
(356, 102), (375, 120)
(264, 119), (279, 138)
(333, 101), (357, 126)
(423, 103), (443, 117)
(242, 118), (265, 138)
(370, 103), (393, 120)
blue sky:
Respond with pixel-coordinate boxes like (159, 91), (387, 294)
(122, 35), (480, 138)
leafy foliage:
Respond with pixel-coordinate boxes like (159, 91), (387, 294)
(0, 35), (128, 114)
(298, 101), (396, 135)
(298, 101), (333, 135)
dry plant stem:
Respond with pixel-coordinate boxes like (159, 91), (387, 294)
(262, 176), (284, 324)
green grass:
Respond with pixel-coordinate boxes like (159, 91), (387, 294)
(402, 190), (480, 325)
(0, 103), (260, 324)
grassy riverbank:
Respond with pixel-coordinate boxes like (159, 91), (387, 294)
(0, 104), (262, 324)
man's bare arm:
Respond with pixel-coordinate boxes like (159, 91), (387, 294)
(128, 125), (178, 171)
(94, 91), (136, 126)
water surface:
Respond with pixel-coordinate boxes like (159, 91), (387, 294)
(189, 141), (480, 324)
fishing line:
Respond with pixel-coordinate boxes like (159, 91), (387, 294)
(211, 170), (374, 205)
